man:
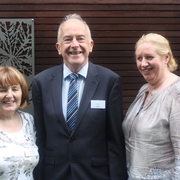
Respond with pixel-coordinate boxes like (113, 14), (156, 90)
(32, 13), (127, 180)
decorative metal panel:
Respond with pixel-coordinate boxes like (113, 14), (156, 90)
(0, 19), (34, 114)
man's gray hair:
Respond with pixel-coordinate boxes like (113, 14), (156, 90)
(57, 13), (92, 43)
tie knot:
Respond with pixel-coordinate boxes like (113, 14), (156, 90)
(70, 73), (78, 80)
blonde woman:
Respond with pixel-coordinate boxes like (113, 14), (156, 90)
(123, 33), (180, 179)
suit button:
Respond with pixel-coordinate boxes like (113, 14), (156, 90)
(71, 158), (75, 163)
(70, 136), (75, 142)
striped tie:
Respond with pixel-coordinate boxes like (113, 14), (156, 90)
(66, 73), (78, 132)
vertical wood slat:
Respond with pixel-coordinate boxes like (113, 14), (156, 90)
(0, 2), (179, 114)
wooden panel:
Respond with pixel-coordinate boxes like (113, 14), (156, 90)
(0, 2), (179, 114)
(1, 0), (180, 4)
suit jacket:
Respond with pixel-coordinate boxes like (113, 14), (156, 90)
(32, 62), (128, 180)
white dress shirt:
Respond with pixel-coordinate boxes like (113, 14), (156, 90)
(62, 62), (88, 120)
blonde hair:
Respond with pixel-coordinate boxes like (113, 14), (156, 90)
(0, 65), (29, 109)
(135, 33), (178, 72)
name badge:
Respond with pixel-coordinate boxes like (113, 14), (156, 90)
(91, 100), (105, 109)
(25, 148), (38, 157)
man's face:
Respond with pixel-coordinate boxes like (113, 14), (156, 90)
(56, 19), (94, 72)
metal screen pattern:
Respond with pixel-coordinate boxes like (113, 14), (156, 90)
(0, 19), (34, 114)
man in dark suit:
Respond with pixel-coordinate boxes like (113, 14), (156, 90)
(32, 13), (127, 180)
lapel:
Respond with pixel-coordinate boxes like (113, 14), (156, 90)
(50, 65), (70, 134)
(71, 62), (100, 135)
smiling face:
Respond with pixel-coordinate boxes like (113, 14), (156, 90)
(135, 42), (169, 85)
(0, 85), (22, 116)
(56, 18), (94, 72)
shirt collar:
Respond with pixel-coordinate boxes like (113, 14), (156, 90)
(63, 62), (89, 80)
